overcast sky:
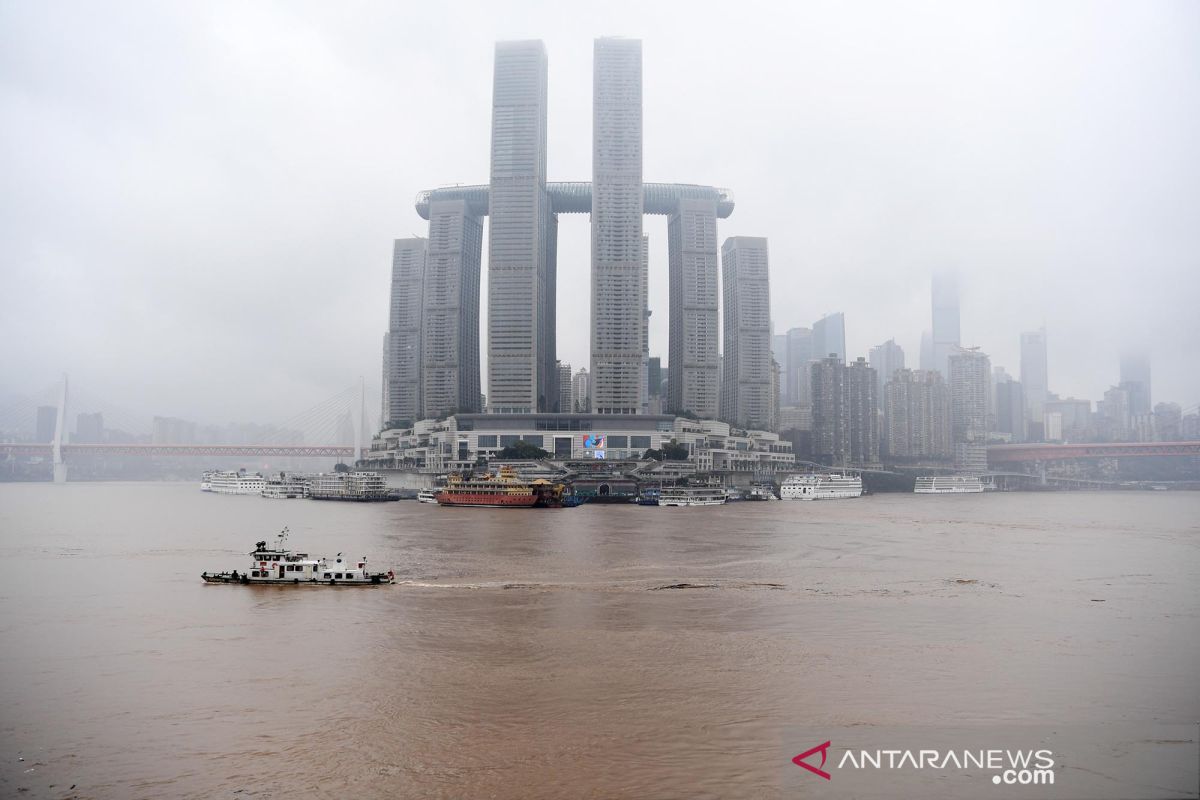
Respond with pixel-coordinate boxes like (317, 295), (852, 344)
(2, 0), (1198, 428)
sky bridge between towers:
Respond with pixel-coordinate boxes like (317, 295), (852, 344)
(414, 182), (735, 219)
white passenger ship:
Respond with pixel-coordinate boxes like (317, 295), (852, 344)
(205, 469), (267, 495)
(417, 488), (440, 504)
(202, 529), (394, 586)
(780, 473), (863, 500)
(914, 475), (986, 494)
(658, 485), (728, 507)
(262, 476), (310, 499)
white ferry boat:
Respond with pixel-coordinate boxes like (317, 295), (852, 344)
(914, 475), (986, 494)
(202, 529), (394, 586)
(417, 488), (440, 504)
(201, 470), (215, 491)
(207, 469), (267, 495)
(747, 485), (778, 501)
(780, 473), (863, 500)
(659, 485), (728, 507)
(262, 476), (309, 499)
(310, 471), (390, 501)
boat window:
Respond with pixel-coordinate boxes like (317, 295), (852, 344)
(335, 573), (343, 579)
(324, 572), (331, 579)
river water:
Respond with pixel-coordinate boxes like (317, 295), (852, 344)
(0, 483), (1197, 798)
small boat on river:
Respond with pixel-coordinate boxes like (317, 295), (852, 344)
(201, 528), (394, 586)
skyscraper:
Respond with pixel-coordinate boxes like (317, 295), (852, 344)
(846, 357), (880, 465)
(993, 372), (1026, 443)
(784, 327), (814, 407)
(919, 329), (934, 372)
(384, 237), (427, 426)
(556, 361), (572, 413)
(1020, 328), (1048, 434)
(884, 369), (951, 459)
(1119, 352), (1152, 417)
(949, 347), (991, 472)
(720, 237), (773, 430)
(667, 197), (720, 418)
(868, 339), (905, 399)
(571, 367), (591, 413)
(812, 313), (846, 363)
(487, 41), (553, 414)
(590, 37), (644, 414)
(772, 334), (788, 403)
(811, 355), (847, 466)
(931, 270), (960, 378)
(422, 199), (483, 418)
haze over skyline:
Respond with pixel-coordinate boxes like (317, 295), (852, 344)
(3, 0), (1197, 427)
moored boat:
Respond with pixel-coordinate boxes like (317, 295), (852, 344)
(914, 475), (986, 493)
(201, 528), (394, 586)
(417, 488), (441, 504)
(658, 485), (727, 507)
(780, 472), (863, 500)
(435, 467), (567, 508)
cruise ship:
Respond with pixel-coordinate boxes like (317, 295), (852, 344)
(205, 470), (267, 496)
(658, 485), (728, 507)
(262, 475), (310, 499)
(914, 475), (986, 494)
(436, 467), (566, 508)
(780, 473), (863, 500)
(309, 471), (391, 502)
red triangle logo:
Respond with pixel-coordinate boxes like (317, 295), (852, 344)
(793, 740), (832, 780)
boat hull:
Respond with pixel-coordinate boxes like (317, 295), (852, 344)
(436, 493), (540, 508)
(202, 572), (393, 586)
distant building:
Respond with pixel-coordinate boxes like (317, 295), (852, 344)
(868, 339), (905, 396)
(75, 412), (104, 444)
(423, 199), (483, 418)
(846, 357), (880, 466)
(556, 361), (572, 413)
(384, 237), (427, 426)
(1154, 402), (1182, 441)
(785, 326), (814, 406)
(36, 406), (57, 442)
(810, 355), (847, 466)
(772, 334), (788, 403)
(647, 357), (662, 398)
(930, 270), (960, 378)
(571, 368), (591, 413)
(1099, 384), (1132, 440)
(1044, 397), (1092, 441)
(919, 329), (934, 372)
(812, 313), (846, 364)
(1020, 328), (1048, 434)
(1118, 352), (1151, 417)
(884, 369), (951, 459)
(720, 236), (774, 431)
(667, 197), (720, 418)
(949, 347), (991, 472)
(993, 375), (1026, 443)
(152, 416), (196, 445)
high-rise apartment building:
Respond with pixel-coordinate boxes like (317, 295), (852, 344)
(422, 199), (483, 418)
(1020, 328), (1048, 433)
(931, 270), (960, 377)
(884, 369), (951, 459)
(868, 339), (905, 400)
(785, 327), (814, 407)
(993, 374), (1026, 443)
(846, 357), (880, 465)
(487, 41), (554, 414)
(812, 313), (846, 364)
(667, 198), (720, 418)
(590, 37), (644, 414)
(556, 361), (572, 413)
(1119, 352), (1151, 417)
(949, 347), (991, 472)
(720, 237), (773, 430)
(383, 237), (427, 425)
(571, 367), (591, 413)
(811, 355), (847, 466)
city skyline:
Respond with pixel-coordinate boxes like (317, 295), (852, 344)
(3, 2), (1198, 426)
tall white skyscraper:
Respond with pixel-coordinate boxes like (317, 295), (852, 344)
(720, 237), (773, 430)
(812, 313), (846, 363)
(931, 270), (960, 377)
(590, 37), (644, 414)
(1020, 327), (1048, 431)
(667, 198), (720, 418)
(383, 237), (427, 425)
(487, 40), (554, 414)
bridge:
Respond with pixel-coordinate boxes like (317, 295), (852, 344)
(1, 376), (376, 481)
(988, 441), (1200, 466)
(415, 182), (735, 220)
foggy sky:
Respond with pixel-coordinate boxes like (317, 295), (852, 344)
(2, 0), (1198, 428)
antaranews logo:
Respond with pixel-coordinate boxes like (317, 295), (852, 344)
(791, 741), (1055, 786)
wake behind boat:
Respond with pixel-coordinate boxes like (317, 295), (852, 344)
(201, 528), (394, 586)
